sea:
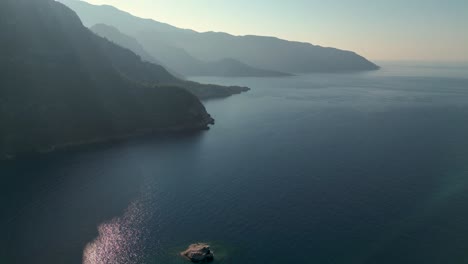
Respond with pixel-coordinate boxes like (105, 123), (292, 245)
(2, 61), (468, 264)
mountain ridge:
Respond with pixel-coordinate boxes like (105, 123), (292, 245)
(90, 23), (291, 77)
(0, 0), (244, 159)
(58, 0), (379, 74)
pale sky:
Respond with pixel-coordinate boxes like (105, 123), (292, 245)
(82, 0), (468, 62)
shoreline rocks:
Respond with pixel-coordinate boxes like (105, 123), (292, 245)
(180, 243), (214, 263)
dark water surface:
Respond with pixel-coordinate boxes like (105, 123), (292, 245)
(2, 62), (468, 264)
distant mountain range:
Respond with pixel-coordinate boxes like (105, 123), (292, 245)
(90, 23), (290, 77)
(90, 23), (184, 78)
(58, 0), (380, 76)
(90, 23), (162, 66)
(0, 0), (247, 159)
(90, 25), (250, 100)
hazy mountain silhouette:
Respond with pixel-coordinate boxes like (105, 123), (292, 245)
(90, 23), (184, 78)
(138, 35), (292, 77)
(91, 23), (290, 77)
(203, 58), (293, 77)
(90, 23), (162, 65)
(91, 29), (249, 99)
(89, 24), (249, 96)
(0, 0), (247, 158)
(58, 0), (379, 74)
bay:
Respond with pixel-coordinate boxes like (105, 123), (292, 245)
(2, 62), (468, 263)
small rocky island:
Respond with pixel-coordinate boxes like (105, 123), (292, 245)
(180, 243), (214, 263)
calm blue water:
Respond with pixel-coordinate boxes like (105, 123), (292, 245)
(2, 62), (468, 264)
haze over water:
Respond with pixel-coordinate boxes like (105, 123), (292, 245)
(2, 62), (468, 263)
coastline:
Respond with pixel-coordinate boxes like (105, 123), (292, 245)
(1, 115), (215, 161)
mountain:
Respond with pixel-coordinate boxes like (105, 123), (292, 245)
(88, 24), (249, 98)
(58, 0), (380, 74)
(90, 23), (184, 78)
(90, 27), (249, 99)
(90, 23), (161, 65)
(138, 36), (292, 77)
(90, 23), (291, 77)
(0, 0), (228, 159)
(201, 58), (293, 77)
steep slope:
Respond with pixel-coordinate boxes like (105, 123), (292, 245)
(0, 0), (214, 159)
(58, 0), (379, 73)
(177, 33), (380, 73)
(90, 23), (183, 78)
(91, 23), (290, 77)
(137, 34), (291, 77)
(90, 23), (161, 65)
(90, 25), (250, 99)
